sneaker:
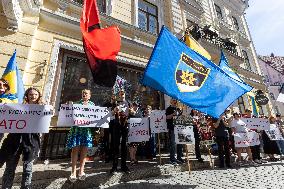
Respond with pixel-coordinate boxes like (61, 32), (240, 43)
(176, 159), (185, 164)
(254, 159), (262, 164)
(169, 160), (177, 165)
(197, 158), (204, 163)
(247, 160), (257, 166)
(69, 175), (77, 183)
(121, 166), (130, 173)
(110, 167), (118, 174)
(78, 173), (86, 181)
(260, 159), (268, 163)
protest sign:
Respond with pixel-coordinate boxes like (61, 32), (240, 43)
(128, 118), (150, 143)
(150, 110), (167, 133)
(57, 104), (111, 128)
(174, 125), (195, 144)
(241, 118), (270, 130)
(265, 124), (284, 141)
(234, 131), (260, 147)
(0, 104), (53, 133)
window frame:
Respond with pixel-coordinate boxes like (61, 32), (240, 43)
(232, 16), (239, 30)
(138, 0), (159, 34)
(214, 4), (223, 20)
(242, 50), (251, 70)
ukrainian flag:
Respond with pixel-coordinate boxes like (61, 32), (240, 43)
(1, 50), (24, 103)
(184, 34), (211, 60)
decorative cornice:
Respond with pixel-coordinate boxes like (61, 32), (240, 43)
(1, 0), (23, 32)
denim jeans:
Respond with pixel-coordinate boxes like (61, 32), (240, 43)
(169, 130), (183, 162)
(276, 140), (284, 155)
(2, 151), (34, 189)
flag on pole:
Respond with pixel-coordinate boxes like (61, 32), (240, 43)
(184, 34), (211, 60)
(1, 50), (25, 103)
(277, 84), (284, 103)
(141, 26), (251, 118)
(219, 51), (253, 92)
(80, 0), (121, 87)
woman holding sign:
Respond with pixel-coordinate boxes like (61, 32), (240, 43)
(66, 89), (94, 182)
(0, 87), (41, 189)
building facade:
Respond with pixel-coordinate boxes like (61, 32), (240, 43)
(258, 54), (284, 116)
(0, 0), (271, 159)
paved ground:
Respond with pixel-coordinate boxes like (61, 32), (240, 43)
(101, 160), (284, 189)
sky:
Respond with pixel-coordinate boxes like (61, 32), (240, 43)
(245, 0), (284, 56)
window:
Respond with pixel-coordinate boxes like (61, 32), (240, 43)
(138, 0), (158, 34)
(232, 16), (239, 30)
(97, 0), (106, 13)
(242, 50), (251, 70)
(270, 93), (275, 100)
(214, 4), (223, 20)
(238, 96), (245, 114)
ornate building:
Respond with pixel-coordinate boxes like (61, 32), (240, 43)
(258, 54), (284, 116)
(0, 0), (271, 159)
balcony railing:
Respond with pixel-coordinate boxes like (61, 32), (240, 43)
(71, 0), (106, 13)
(187, 25), (240, 57)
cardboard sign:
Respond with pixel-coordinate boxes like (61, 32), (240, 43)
(200, 140), (215, 146)
(57, 104), (111, 128)
(150, 110), (167, 133)
(128, 118), (150, 143)
(241, 118), (270, 130)
(234, 131), (260, 147)
(0, 104), (53, 133)
(174, 125), (195, 144)
(265, 124), (284, 141)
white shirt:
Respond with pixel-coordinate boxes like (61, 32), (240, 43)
(231, 119), (248, 133)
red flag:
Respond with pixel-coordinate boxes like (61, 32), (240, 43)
(81, 0), (121, 87)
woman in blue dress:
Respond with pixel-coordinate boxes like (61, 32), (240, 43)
(67, 89), (94, 182)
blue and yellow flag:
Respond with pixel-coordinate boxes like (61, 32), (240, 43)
(1, 50), (25, 103)
(185, 34), (211, 60)
(141, 26), (251, 118)
(219, 51), (253, 92)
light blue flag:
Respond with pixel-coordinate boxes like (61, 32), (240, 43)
(141, 26), (252, 118)
(219, 51), (253, 92)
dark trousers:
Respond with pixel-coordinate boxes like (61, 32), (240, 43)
(195, 140), (201, 159)
(216, 136), (231, 166)
(103, 128), (111, 161)
(2, 150), (34, 189)
(250, 145), (261, 160)
(169, 130), (183, 161)
(111, 124), (128, 169)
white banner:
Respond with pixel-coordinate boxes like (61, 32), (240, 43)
(0, 104), (53, 133)
(150, 110), (167, 133)
(241, 118), (270, 130)
(174, 125), (195, 144)
(265, 124), (284, 141)
(57, 104), (111, 128)
(128, 118), (150, 143)
(234, 131), (260, 147)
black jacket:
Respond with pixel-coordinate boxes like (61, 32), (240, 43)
(0, 133), (40, 167)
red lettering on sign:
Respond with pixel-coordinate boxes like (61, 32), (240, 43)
(16, 120), (26, 129)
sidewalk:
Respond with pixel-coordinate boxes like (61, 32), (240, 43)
(0, 154), (212, 189)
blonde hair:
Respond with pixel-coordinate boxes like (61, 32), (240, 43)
(82, 89), (91, 95)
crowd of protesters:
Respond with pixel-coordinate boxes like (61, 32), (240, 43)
(0, 79), (284, 188)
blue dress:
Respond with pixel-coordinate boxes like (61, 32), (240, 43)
(66, 100), (94, 149)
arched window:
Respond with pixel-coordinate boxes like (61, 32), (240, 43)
(232, 16), (239, 30)
(242, 50), (251, 70)
(214, 4), (223, 20)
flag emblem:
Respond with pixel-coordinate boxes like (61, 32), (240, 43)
(175, 53), (210, 92)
